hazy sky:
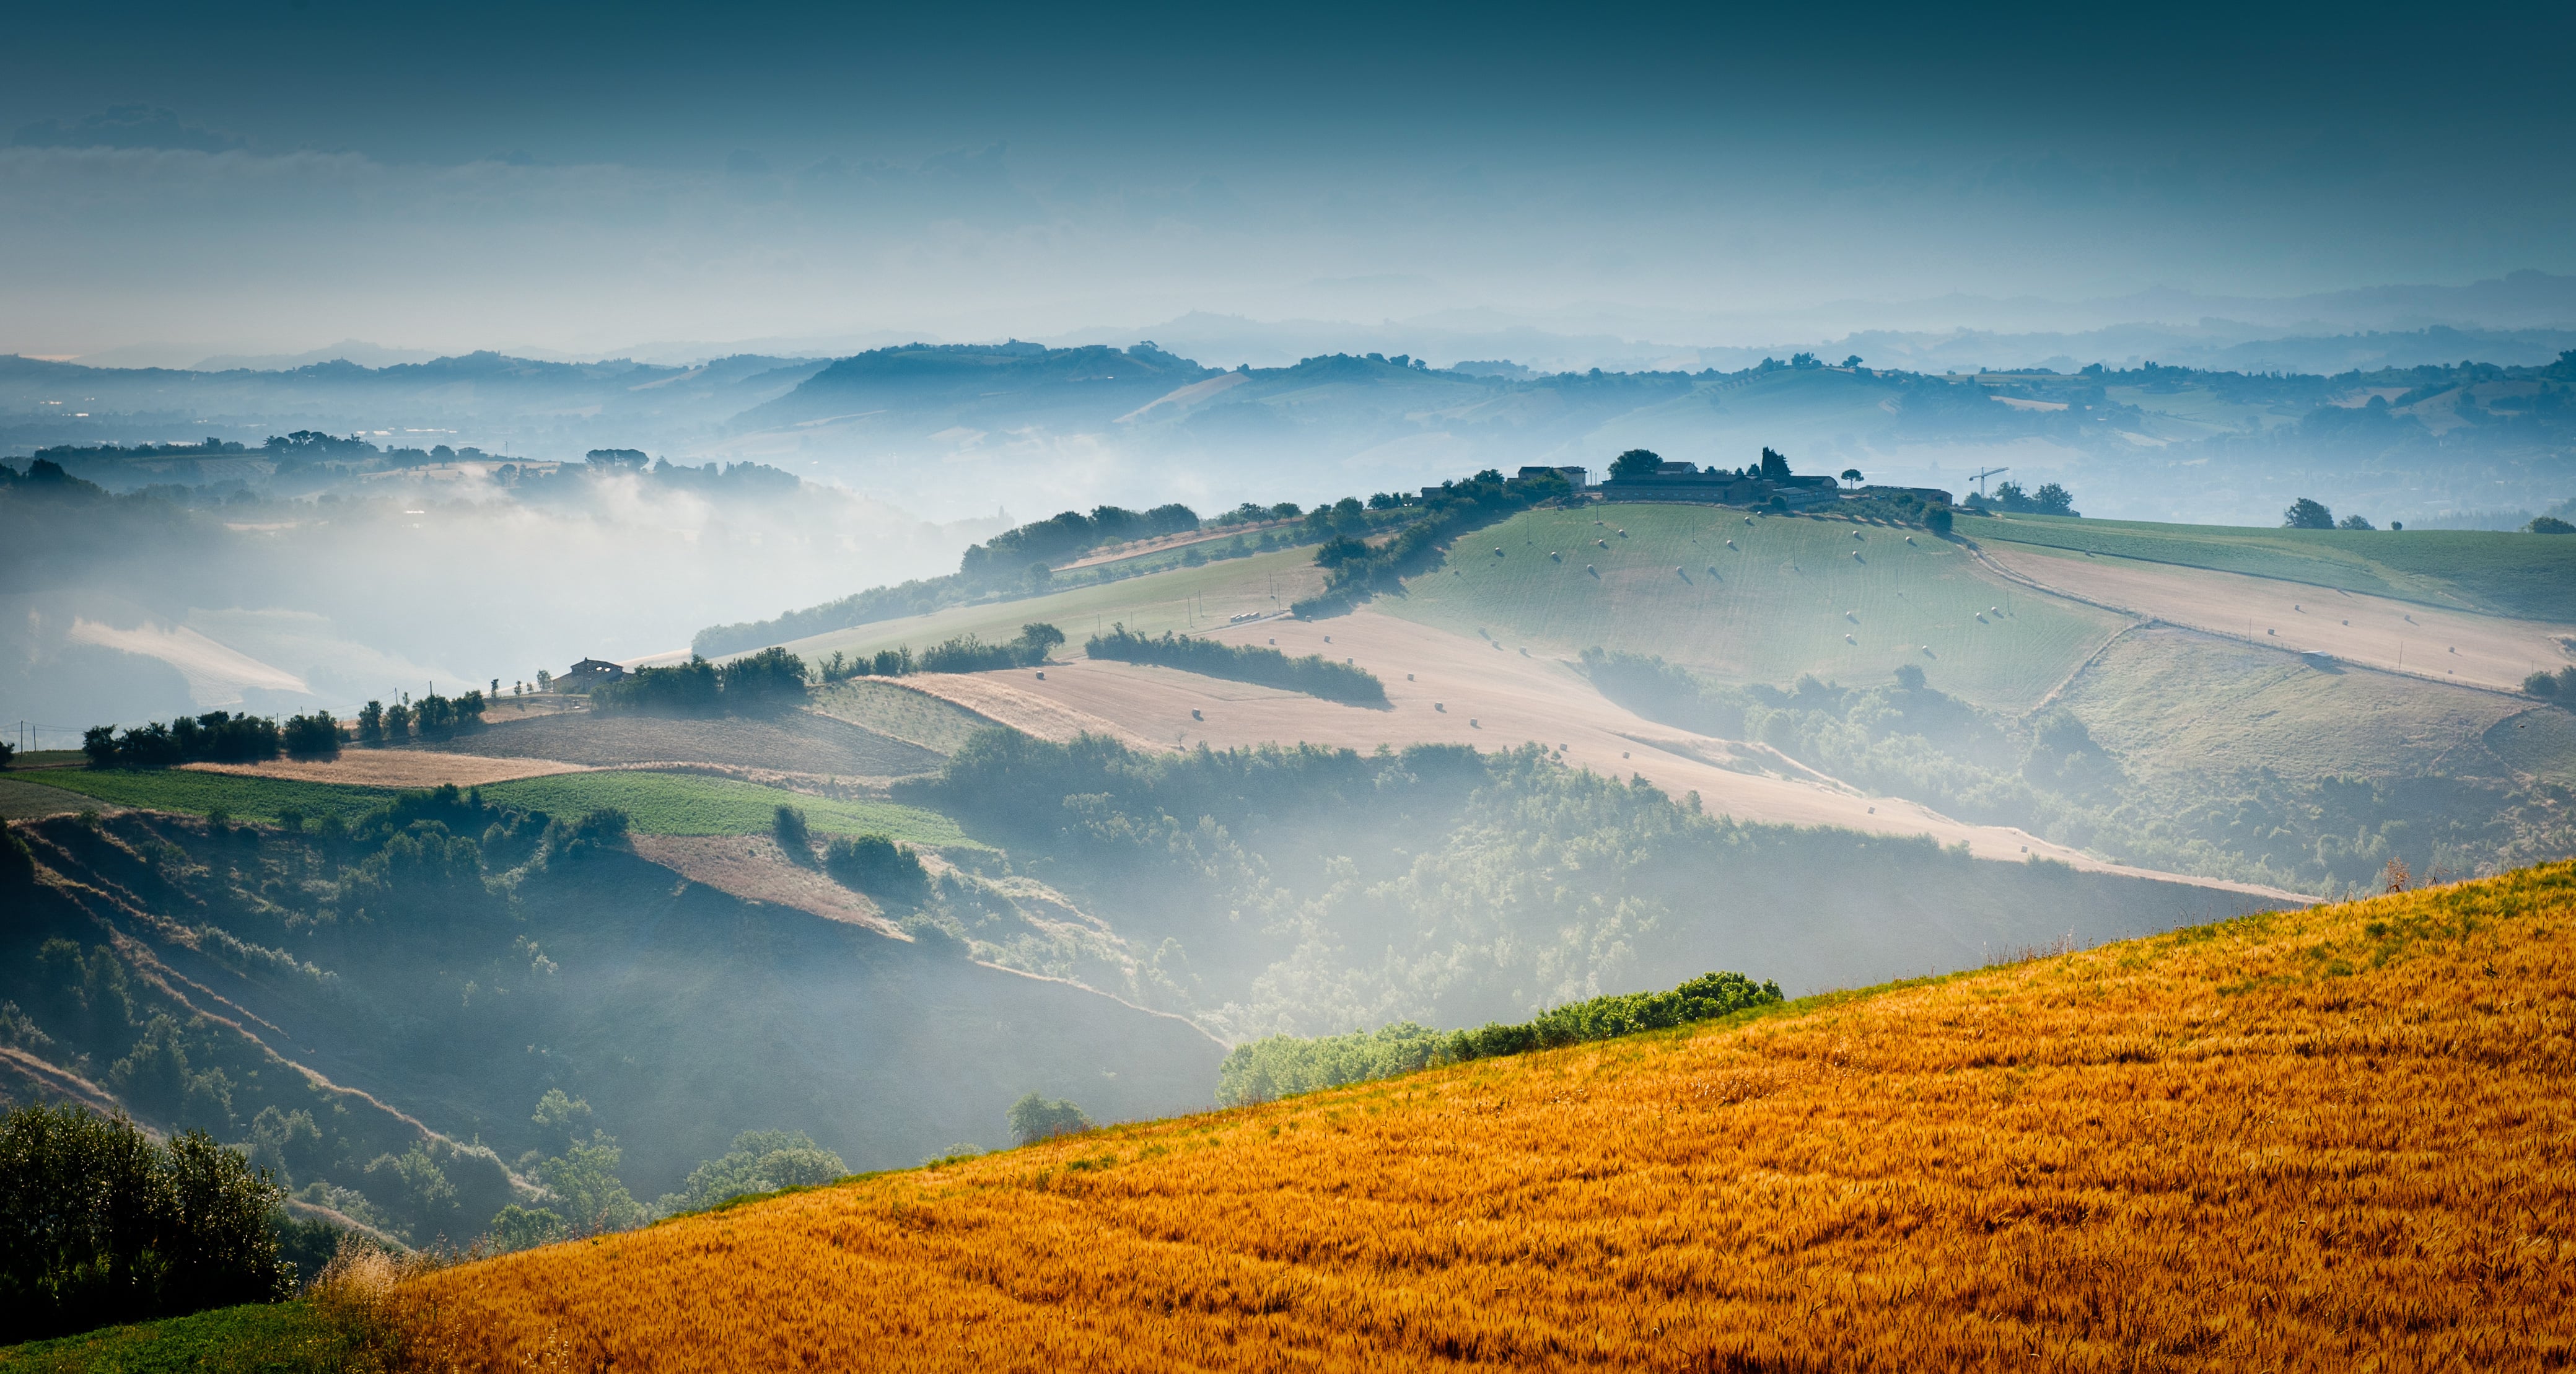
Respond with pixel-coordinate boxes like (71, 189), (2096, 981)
(6, 0), (2573, 358)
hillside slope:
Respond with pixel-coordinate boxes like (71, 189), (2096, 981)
(402, 862), (2576, 1370)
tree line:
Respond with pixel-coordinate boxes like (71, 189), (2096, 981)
(1296, 468), (1573, 615)
(958, 503), (1202, 582)
(591, 647), (810, 714)
(355, 690), (487, 745)
(1083, 625), (1387, 706)
(816, 624), (1063, 681)
(1216, 970), (1784, 1105)
(82, 709), (345, 768)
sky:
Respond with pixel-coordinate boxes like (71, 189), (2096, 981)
(5, 0), (2574, 361)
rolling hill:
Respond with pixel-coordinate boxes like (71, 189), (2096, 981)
(386, 860), (2576, 1371)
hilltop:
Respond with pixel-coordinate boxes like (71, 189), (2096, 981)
(384, 861), (2576, 1370)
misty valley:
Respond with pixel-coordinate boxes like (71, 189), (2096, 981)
(6, 12), (2576, 1360)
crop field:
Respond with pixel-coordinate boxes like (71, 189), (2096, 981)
(21, 768), (395, 823)
(771, 546), (1324, 668)
(397, 862), (2576, 1370)
(476, 771), (973, 847)
(415, 708), (945, 777)
(807, 680), (1005, 755)
(1383, 505), (2128, 711)
(2060, 625), (2536, 782)
(0, 776), (100, 820)
(17, 766), (973, 847)
(1966, 512), (2576, 621)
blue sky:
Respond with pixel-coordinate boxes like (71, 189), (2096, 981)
(5, 0), (2572, 357)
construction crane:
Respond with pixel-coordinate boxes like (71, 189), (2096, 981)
(1969, 466), (2009, 497)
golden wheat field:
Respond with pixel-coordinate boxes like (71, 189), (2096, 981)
(401, 863), (2576, 1371)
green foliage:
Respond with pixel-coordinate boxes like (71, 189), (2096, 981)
(81, 713), (283, 769)
(483, 1205), (568, 1254)
(822, 834), (929, 906)
(1297, 467), (1565, 614)
(0, 1105), (292, 1344)
(1609, 449), (1665, 479)
(2531, 515), (2575, 535)
(592, 650), (808, 715)
(278, 714), (341, 761)
(651, 1131), (846, 1216)
(540, 808), (629, 864)
(0, 1298), (363, 1373)
(532, 1132), (644, 1234)
(1084, 625), (1388, 706)
(771, 805), (813, 863)
(1217, 971), (1782, 1104)
(2283, 496), (2337, 530)
(1005, 1093), (1092, 1146)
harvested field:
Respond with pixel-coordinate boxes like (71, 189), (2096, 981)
(629, 834), (895, 934)
(1980, 540), (2576, 693)
(2059, 624), (2534, 782)
(182, 751), (582, 788)
(410, 708), (943, 777)
(899, 607), (2304, 899)
(400, 862), (2576, 1372)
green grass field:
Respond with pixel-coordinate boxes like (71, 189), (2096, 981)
(775, 546), (1325, 667)
(477, 772), (972, 847)
(1382, 504), (2129, 712)
(20, 768), (973, 847)
(0, 1302), (350, 1373)
(0, 775), (107, 819)
(1965, 513), (2576, 621)
(21, 769), (395, 823)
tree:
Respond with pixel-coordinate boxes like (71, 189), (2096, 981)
(0, 1105), (292, 1342)
(1839, 468), (1863, 489)
(1007, 1093), (1093, 1146)
(1608, 448), (1664, 480)
(773, 805), (814, 864)
(2528, 671), (2562, 698)
(823, 834), (929, 906)
(652, 1130), (846, 1216)
(2530, 515), (2575, 535)
(1017, 623), (1066, 662)
(1759, 447), (1791, 482)
(2283, 497), (2336, 530)
(1841, 355), (1863, 368)
(2031, 483), (2077, 516)
(2338, 514), (2377, 530)
(282, 711), (341, 760)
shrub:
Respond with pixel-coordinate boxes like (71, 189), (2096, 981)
(1006, 1093), (1093, 1146)
(0, 1104), (293, 1343)
(1085, 626), (1387, 706)
(823, 833), (929, 906)
(773, 805), (814, 863)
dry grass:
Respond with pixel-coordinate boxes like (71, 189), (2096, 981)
(399, 862), (2576, 1370)
(180, 753), (584, 788)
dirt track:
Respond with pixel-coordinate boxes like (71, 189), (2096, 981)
(182, 753), (585, 787)
(898, 606), (2308, 902)
(1979, 543), (2576, 694)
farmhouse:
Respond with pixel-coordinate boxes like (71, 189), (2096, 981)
(558, 657), (630, 691)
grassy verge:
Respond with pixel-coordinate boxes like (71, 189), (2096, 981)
(0, 1302), (354, 1373)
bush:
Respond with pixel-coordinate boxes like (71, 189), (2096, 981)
(1085, 626), (1388, 706)
(0, 1104), (293, 1343)
(2530, 515), (2575, 535)
(1006, 1093), (1092, 1146)
(823, 833), (929, 906)
(1217, 971), (1783, 1105)
(773, 805), (814, 863)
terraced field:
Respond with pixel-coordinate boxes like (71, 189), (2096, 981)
(1966, 512), (2576, 621)
(396, 862), (2576, 1371)
(1382, 505), (2127, 711)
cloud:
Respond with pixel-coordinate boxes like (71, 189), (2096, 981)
(14, 105), (244, 153)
